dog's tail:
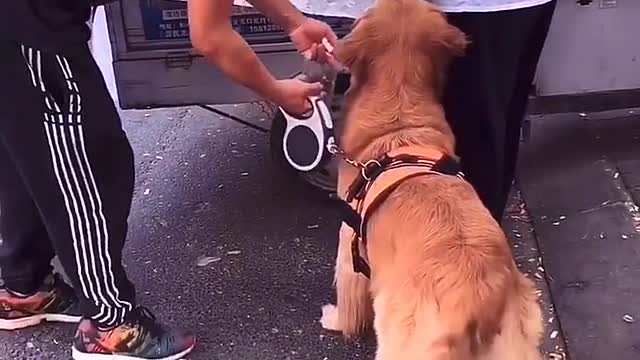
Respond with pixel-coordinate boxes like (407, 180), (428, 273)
(482, 274), (544, 360)
(427, 288), (507, 359)
(414, 253), (517, 360)
(419, 268), (542, 360)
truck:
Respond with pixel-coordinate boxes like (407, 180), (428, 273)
(95, 0), (640, 195)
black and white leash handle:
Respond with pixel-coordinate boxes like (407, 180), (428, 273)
(278, 36), (346, 173)
(280, 96), (335, 172)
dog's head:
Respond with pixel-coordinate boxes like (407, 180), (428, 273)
(335, 0), (468, 94)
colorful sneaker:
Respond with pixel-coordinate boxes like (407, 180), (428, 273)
(72, 306), (196, 360)
(0, 273), (82, 330)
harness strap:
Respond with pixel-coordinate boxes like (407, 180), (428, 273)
(432, 155), (464, 178)
(346, 154), (393, 203)
(350, 236), (371, 278)
(359, 171), (436, 245)
(336, 199), (362, 236)
(345, 154), (463, 203)
(348, 170), (436, 278)
(339, 151), (465, 279)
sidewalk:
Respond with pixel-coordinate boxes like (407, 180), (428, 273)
(518, 108), (640, 360)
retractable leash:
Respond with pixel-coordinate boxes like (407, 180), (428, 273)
(279, 38), (346, 172)
(280, 96), (336, 172)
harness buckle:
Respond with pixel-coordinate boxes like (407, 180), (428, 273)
(361, 159), (383, 181)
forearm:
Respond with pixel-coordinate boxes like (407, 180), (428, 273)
(188, 0), (281, 101)
(246, 0), (305, 32)
(198, 29), (280, 101)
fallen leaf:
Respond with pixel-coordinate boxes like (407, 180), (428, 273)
(196, 256), (222, 267)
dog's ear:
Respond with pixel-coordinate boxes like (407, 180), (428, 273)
(412, 4), (469, 60)
(334, 16), (372, 70)
(334, 8), (380, 71)
(415, 12), (469, 95)
(334, 34), (364, 70)
(435, 23), (469, 58)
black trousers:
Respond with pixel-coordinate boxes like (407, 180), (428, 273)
(442, 1), (557, 221)
(0, 42), (136, 326)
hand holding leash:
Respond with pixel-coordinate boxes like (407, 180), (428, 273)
(290, 17), (338, 64)
(272, 79), (323, 117)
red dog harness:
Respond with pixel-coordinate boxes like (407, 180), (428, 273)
(338, 146), (466, 278)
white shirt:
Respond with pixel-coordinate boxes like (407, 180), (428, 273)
(429, 0), (554, 12)
(235, 0), (554, 19)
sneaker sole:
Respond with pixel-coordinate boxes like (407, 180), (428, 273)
(0, 313), (82, 330)
(71, 343), (195, 360)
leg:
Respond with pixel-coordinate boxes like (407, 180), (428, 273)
(0, 139), (83, 330)
(0, 143), (55, 294)
(501, 1), (557, 200)
(321, 223), (374, 336)
(0, 42), (135, 326)
(0, 41), (195, 359)
(443, 2), (556, 221)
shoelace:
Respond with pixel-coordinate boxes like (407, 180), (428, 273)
(129, 306), (165, 338)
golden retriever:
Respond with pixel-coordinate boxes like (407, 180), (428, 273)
(319, 0), (544, 359)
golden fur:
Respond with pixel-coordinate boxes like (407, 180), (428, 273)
(319, 1), (544, 359)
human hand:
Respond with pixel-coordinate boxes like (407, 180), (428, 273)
(272, 79), (324, 117)
(288, 17), (338, 63)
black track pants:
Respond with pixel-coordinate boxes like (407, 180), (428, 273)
(442, 1), (557, 221)
(0, 42), (136, 327)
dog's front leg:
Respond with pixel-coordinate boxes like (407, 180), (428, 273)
(320, 223), (374, 336)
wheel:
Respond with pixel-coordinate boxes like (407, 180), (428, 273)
(269, 108), (339, 197)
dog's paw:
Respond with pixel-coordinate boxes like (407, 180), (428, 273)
(320, 304), (342, 331)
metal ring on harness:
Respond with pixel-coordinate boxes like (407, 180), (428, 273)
(361, 159), (382, 181)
